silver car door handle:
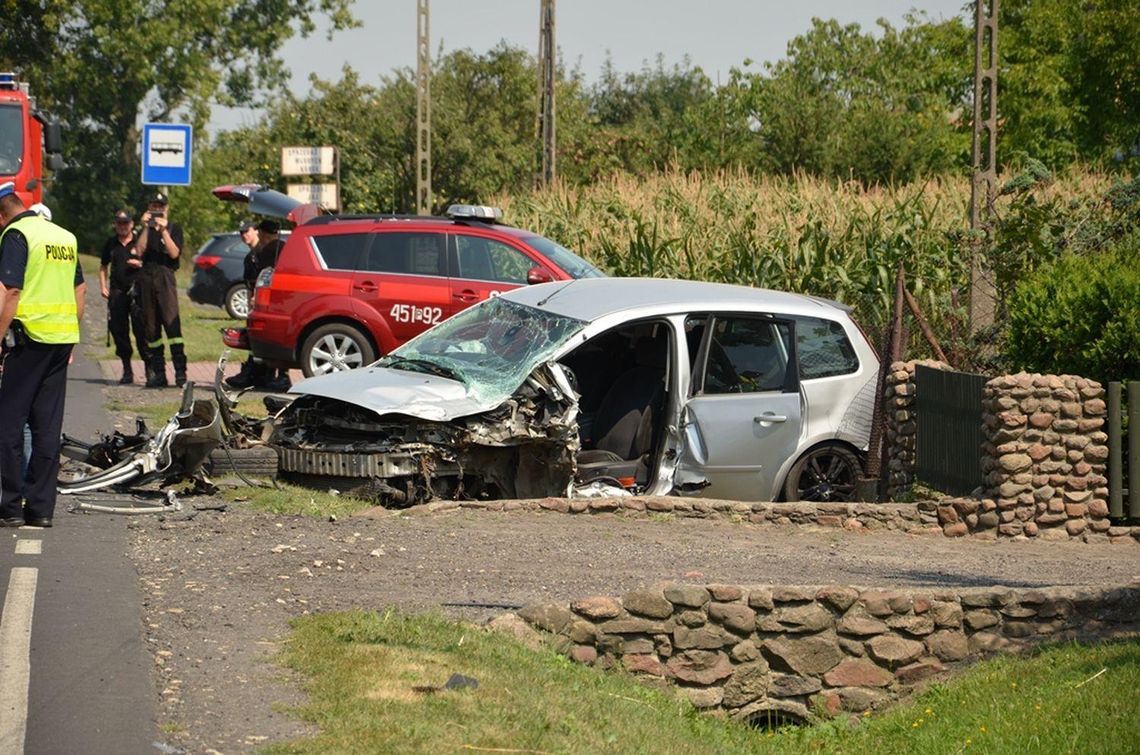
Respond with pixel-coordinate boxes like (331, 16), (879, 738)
(754, 413), (788, 423)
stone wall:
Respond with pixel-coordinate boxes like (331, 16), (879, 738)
(981, 373), (1111, 540)
(885, 360), (951, 499)
(515, 580), (1140, 723)
(411, 496), (1140, 543)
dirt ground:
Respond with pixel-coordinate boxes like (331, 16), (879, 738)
(126, 495), (1140, 753)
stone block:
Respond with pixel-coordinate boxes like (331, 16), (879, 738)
(707, 584), (744, 602)
(622, 589), (674, 619)
(674, 624), (737, 650)
(762, 634), (844, 676)
(747, 588), (774, 611)
(769, 673), (822, 697)
(895, 657), (946, 684)
(623, 653), (665, 676)
(722, 661), (771, 707)
(664, 584), (710, 608)
(867, 635), (924, 667)
(823, 659), (893, 688)
(572, 596), (622, 620)
(518, 603), (572, 634)
(925, 630), (969, 661)
(569, 644), (598, 664)
(665, 650), (734, 685)
(708, 602), (757, 634)
(816, 586), (859, 612)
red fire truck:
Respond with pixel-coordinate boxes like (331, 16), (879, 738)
(0, 72), (62, 206)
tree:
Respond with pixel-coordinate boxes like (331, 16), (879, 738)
(0, 0), (356, 249)
(745, 15), (971, 183)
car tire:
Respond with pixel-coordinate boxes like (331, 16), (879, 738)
(300, 323), (376, 377)
(782, 442), (862, 503)
(225, 284), (250, 320)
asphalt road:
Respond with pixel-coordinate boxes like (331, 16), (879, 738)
(0, 339), (158, 753)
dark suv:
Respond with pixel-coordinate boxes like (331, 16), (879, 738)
(212, 185), (605, 376)
(188, 230), (290, 318)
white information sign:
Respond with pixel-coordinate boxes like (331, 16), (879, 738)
(287, 183), (340, 210)
(281, 146), (336, 176)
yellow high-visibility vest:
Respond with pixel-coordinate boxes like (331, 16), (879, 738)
(0, 214), (80, 344)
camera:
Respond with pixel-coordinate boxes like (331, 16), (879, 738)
(147, 211), (164, 229)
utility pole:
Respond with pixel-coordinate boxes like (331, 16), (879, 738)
(415, 0), (431, 215)
(969, 0), (999, 332)
(537, 0), (556, 187)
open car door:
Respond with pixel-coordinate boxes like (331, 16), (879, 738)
(674, 314), (803, 501)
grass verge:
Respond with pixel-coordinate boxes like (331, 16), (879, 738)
(266, 612), (1140, 754)
(217, 480), (375, 520)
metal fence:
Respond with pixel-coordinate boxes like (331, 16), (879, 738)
(914, 365), (988, 495)
(1108, 381), (1138, 520)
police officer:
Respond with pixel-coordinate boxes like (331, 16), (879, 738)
(134, 191), (185, 388)
(0, 181), (85, 527)
(100, 209), (147, 383)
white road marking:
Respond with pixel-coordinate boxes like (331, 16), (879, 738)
(0, 567), (37, 752)
(14, 541), (41, 555)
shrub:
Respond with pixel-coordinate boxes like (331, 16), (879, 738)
(1005, 233), (1140, 383)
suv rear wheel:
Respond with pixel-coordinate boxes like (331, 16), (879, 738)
(300, 323), (376, 377)
(225, 283), (250, 319)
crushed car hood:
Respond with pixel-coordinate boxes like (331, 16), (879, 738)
(289, 366), (502, 422)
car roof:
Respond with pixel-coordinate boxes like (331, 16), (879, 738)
(500, 278), (852, 322)
(300, 215), (537, 241)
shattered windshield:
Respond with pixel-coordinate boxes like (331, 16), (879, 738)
(379, 296), (586, 403)
(0, 104), (23, 176)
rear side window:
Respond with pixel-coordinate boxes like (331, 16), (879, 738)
(311, 233), (368, 270)
(365, 232), (445, 276)
(793, 316), (859, 379)
(455, 236), (533, 283)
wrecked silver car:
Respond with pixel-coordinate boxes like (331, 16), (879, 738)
(271, 278), (879, 507)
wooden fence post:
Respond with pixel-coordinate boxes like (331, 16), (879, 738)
(1108, 382), (1122, 518)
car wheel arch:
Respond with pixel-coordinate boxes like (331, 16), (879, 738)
(295, 316), (381, 366)
(779, 439), (865, 503)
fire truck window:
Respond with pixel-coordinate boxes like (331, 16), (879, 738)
(0, 105), (24, 174)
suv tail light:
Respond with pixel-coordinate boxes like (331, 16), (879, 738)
(253, 266), (274, 310)
(194, 255), (221, 269)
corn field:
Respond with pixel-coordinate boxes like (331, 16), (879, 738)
(499, 170), (1113, 354)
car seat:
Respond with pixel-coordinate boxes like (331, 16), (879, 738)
(576, 335), (667, 487)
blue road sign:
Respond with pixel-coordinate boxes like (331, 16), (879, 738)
(141, 123), (193, 186)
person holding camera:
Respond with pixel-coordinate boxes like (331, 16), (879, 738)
(100, 209), (147, 384)
(134, 191), (185, 388)
(0, 181), (85, 527)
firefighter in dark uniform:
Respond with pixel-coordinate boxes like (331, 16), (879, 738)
(134, 191), (186, 388)
(100, 208), (147, 383)
(0, 181), (85, 527)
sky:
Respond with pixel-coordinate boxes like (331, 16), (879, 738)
(211, 0), (969, 134)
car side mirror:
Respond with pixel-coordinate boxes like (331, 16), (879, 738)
(526, 266), (553, 285)
(44, 119), (62, 155)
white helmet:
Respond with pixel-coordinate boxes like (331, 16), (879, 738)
(29, 203), (52, 221)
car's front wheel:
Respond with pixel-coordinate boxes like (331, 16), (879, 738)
(782, 443), (861, 502)
(300, 323), (376, 377)
(225, 284), (250, 320)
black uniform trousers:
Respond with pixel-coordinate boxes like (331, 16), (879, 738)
(0, 340), (72, 520)
(137, 266), (186, 376)
(109, 287), (147, 361)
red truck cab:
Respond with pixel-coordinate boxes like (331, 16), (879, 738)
(0, 72), (62, 207)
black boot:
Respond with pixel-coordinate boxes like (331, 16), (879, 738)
(146, 355), (168, 388)
(224, 359), (255, 389)
(172, 348), (188, 388)
(118, 357), (134, 385)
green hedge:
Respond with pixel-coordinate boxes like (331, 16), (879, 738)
(1006, 234), (1140, 383)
